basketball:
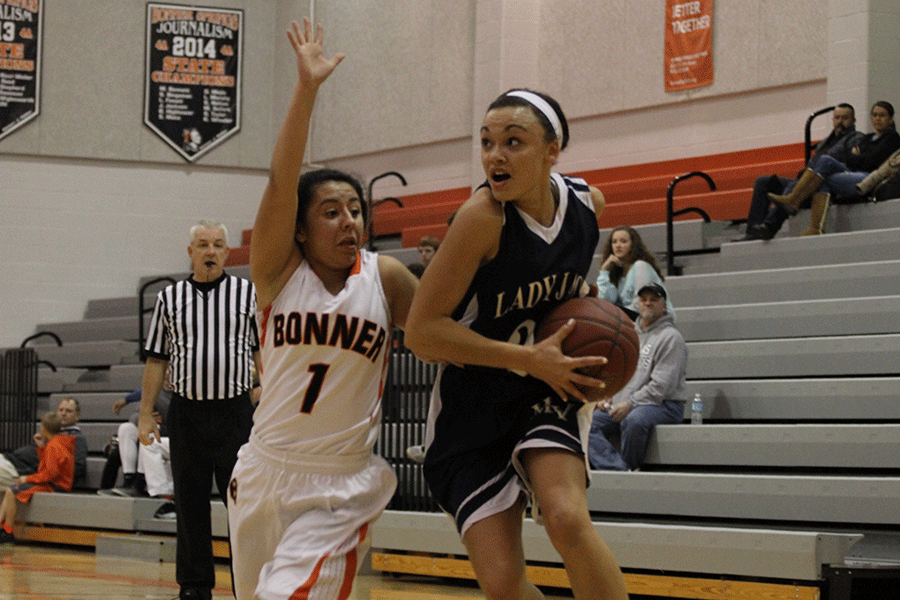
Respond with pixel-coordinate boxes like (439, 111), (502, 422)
(535, 297), (640, 400)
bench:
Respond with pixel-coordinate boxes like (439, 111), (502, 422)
(645, 423), (900, 468)
(576, 142), (806, 189)
(687, 377), (900, 422)
(221, 143), (808, 260)
(26, 340), (140, 369)
(31, 315), (150, 345)
(40, 364), (145, 394)
(677, 296), (900, 342)
(14, 492), (230, 558)
(668, 259), (900, 306)
(371, 511), (852, 600)
(593, 157), (802, 205)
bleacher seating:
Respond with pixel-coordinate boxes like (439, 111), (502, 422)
(26, 340), (140, 369)
(224, 142), (808, 259)
(12, 292), (228, 551)
(4, 153), (899, 598)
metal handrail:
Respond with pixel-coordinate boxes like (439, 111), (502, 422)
(138, 277), (177, 361)
(366, 171), (407, 250)
(15, 335), (58, 372)
(20, 331), (62, 348)
(666, 171), (716, 276)
(805, 106), (836, 165)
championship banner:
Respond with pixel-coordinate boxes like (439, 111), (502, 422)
(665, 0), (713, 92)
(144, 3), (242, 162)
(0, 0), (41, 141)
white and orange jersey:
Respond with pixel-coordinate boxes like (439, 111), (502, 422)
(254, 250), (392, 460)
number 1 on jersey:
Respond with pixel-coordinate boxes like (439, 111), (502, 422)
(302, 363), (330, 413)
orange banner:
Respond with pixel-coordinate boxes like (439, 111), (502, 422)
(665, 0), (713, 92)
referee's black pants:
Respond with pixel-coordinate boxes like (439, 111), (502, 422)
(168, 392), (254, 592)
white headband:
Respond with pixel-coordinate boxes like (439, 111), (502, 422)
(505, 90), (563, 142)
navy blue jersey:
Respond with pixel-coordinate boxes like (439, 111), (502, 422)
(424, 173), (599, 465)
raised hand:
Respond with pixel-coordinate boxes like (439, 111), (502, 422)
(112, 398), (127, 415)
(287, 17), (345, 89)
(252, 17), (346, 307)
(601, 254), (621, 271)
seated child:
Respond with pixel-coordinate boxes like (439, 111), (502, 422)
(0, 412), (76, 544)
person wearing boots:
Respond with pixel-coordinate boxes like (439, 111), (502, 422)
(736, 103), (863, 241)
(768, 101), (900, 236)
(855, 147), (900, 199)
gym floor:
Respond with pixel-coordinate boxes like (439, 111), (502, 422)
(0, 544), (577, 599)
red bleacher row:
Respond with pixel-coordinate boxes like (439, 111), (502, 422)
(225, 142), (805, 265)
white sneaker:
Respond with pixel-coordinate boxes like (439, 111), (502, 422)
(405, 445), (426, 464)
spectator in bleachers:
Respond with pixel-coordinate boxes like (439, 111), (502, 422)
(406, 261), (426, 279)
(588, 283), (687, 471)
(417, 235), (440, 267)
(97, 389), (145, 494)
(97, 386), (171, 497)
(0, 397), (87, 489)
(596, 226), (673, 320)
(856, 147), (900, 199)
(96, 388), (175, 518)
(736, 103), (864, 241)
(0, 412), (76, 544)
(768, 101), (900, 236)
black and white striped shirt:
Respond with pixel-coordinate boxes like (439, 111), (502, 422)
(145, 273), (259, 401)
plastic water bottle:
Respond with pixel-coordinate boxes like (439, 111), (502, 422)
(690, 393), (704, 425)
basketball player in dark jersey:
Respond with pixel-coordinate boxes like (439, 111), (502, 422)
(406, 91), (628, 600)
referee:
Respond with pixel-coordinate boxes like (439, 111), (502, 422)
(139, 219), (260, 600)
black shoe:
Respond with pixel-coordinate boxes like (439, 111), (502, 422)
(0, 529), (15, 545)
(734, 223), (773, 242)
(180, 587), (211, 600)
(154, 501), (176, 520)
(750, 223), (774, 240)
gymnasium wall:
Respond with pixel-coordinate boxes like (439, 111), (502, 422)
(0, 0), (829, 346)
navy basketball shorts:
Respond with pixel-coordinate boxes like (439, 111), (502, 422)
(425, 394), (594, 537)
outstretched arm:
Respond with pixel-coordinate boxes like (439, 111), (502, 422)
(251, 18), (345, 308)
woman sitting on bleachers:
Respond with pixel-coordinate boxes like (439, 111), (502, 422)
(856, 147), (900, 200)
(769, 100), (900, 234)
(596, 225), (673, 320)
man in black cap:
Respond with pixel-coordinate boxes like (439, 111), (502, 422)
(588, 283), (688, 470)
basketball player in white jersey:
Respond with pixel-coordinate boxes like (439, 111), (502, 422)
(227, 19), (418, 600)
(405, 88), (629, 598)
